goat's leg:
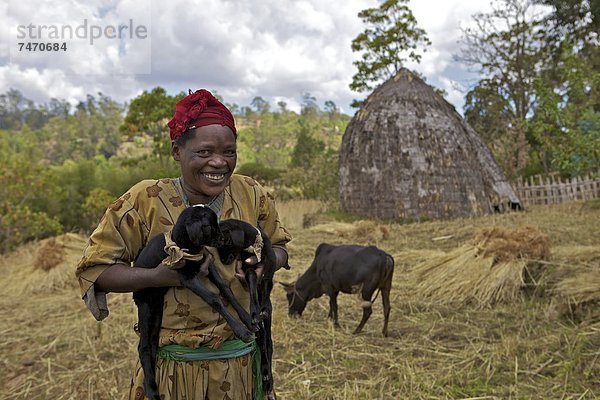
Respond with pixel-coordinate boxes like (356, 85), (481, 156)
(256, 307), (275, 399)
(135, 298), (163, 400)
(258, 279), (273, 321)
(205, 262), (254, 331)
(244, 268), (262, 328)
(182, 276), (255, 343)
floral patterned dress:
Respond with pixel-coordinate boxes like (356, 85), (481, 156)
(76, 174), (292, 400)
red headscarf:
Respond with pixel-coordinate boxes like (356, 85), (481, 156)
(167, 89), (236, 141)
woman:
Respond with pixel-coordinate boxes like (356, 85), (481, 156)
(76, 89), (292, 400)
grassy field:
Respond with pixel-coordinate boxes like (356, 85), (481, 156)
(0, 200), (598, 399)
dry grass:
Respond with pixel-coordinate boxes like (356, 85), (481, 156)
(407, 226), (551, 307)
(1, 201), (599, 399)
(277, 200), (326, 231)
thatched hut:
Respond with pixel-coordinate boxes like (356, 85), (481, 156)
(339, 69), (520, 220)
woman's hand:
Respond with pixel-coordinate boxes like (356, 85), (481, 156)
(234, 255), (264, 283)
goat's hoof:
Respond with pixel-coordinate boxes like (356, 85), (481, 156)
(259, 310), (270, 320)
(237, 330), (255, 343)
(240, 316), (253, 330)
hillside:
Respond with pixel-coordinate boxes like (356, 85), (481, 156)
(0, 200), (598, 399)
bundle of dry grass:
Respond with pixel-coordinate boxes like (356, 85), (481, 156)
(474, 225), (550, 261)
(408, 226), (550, 307)
(33, 237), (65, 271)
(548, 264), (600, 321)
(308, 220), (390, 243)
(3, 233), (88, 296)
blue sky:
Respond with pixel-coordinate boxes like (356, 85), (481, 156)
(1, 0), (496, 115)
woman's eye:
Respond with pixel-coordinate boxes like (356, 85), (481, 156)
(196, 150), (210, 156)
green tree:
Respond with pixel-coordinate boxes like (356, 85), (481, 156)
(39, 93), (124, 163)
(0, 127), (62, 252)
(528, 41), (600, 175)
(458, 0), (548, 176)
(277, 101), (289, 113)
(0, 89), (69, 131)
(290, 120), (325, 169)
(300, 92), (319, 116)
(350, 0), (431, 93)
(250, 96), (270, 114)
(460, 0), (599, 177)
(121, 87), (184, 160)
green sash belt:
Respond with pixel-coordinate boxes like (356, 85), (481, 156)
(158, 340), (264, 399)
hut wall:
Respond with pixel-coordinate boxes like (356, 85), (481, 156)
(339, 70), (520, 220)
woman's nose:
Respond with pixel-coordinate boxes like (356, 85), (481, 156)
(208, 154), (227, 167)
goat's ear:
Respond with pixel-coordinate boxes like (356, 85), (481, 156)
(229, 229), (246, 248)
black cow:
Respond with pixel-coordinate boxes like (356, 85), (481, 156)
(217, 219), (278, 399)
(133, 205), (254, 400)
(281, 243), (394, 336)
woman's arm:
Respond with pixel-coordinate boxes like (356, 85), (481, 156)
(272, 246), (289, 270)
(95, 261), (203, 293)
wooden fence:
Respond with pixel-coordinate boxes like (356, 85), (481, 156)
(513, 173), (600, 206)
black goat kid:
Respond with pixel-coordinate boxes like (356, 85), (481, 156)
(132, 205), (254, 400)
(217, 219), (278, 399)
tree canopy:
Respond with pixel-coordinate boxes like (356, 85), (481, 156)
(350, 0), (430, 93)
(458, 0), (598, 177)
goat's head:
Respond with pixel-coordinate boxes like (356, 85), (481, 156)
(172, 205), (224, 252)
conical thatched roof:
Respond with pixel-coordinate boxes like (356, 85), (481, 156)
(339, 69), (520, 220)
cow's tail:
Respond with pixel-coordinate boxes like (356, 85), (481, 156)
(383, 253), (395, 284)
(368, 253), (395, 304)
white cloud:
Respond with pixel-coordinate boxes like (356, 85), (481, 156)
(1, 0), (496, 114)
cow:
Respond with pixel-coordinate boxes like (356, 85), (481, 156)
(281, 243), (394, 337)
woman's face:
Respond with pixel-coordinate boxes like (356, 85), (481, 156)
(172, 124), (237, 204)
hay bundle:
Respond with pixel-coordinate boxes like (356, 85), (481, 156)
(408, 226), (550, 307)
(392, 249), (447, 272)
(3, 233), (88, 296)
(548, 264), (600, 321)
(553, 269), (600, 304)
(474, 225), (550, 261)
(33, 237), (65, 271)
(309, 220), (390, 243)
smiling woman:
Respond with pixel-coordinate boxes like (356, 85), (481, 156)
(75, 89), (292, 400)
(172, 124), (238, 204)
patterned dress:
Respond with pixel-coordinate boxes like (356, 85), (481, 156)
(76, 174), (292, 400)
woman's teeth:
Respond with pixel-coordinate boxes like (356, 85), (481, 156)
(203, 173), (225, 181)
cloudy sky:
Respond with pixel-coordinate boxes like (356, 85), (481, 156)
(1, 0), (495, 115)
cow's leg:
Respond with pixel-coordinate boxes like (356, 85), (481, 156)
(380, 268), (393, 337)
(381, 286), (391, 337)
(327, 290), (340, 328)
(353, 287), (375, 335)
